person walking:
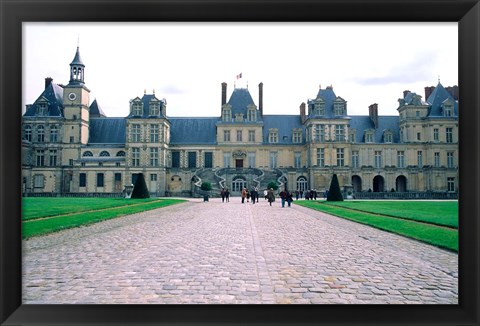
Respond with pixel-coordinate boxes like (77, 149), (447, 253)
(287, 190), (293, 207)
(251, 187), (258, 204)
(279, 188), (288, 208)
(264, 189), (268, 200)
(267, 188), (275, 206)
(221, 188), (226, 203)
(241, 188), (247, 203)
(225, 188), (230, 202)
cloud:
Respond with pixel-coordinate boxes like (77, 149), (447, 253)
(159, 84), (186, 95)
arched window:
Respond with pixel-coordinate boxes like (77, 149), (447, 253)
(116, 151), (126, 157)
(82, 151), (93, 157)
(297, 176), (308, 192)
(24, 125), (32, 142)
(100, 151), (110, 157)
(231, 176), (247, 193)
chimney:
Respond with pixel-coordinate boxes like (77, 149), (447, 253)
(424, 86), (435, 101)
(369, 103), (379, 129)
(45, 77), (53, 89)
(403, 90), (410, 98)
(221, 82), (227, 106)
(446, 85), (459, 100)
(258, 82), (263, 116)
(300, 102), (306, 124)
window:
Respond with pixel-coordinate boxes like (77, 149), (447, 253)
(294, 152), (301, 169)
(149, 101), (160, 116)
(374, 151), (382, 168)
(315, 102), (325, 116)
(417, 151), (423, 168)
(115, 173), (122, 182)
(447, 152), (454, 168)
(349, 131), (356, 143)
(397, 151), (405, 168)
(33, 175), (44, 188)
(150, 174), (157, 181)
(97, 173), (104, 187)
(132, 148), (140, 167)
(444, 105), (453, 117)
(269, 129), (278, 143)
(24, 125), (32, 141)
(352, 151), (359, 168)
(204, 152), (213, 168)
(132, 101), (143, 116)
(37, 102), (48, 116)
(415, 110), (420, 118)
(365, 132), (374, 143)
(446, 128), (453, 143)
(150, 148), (159, 167)
(79, 173), (86, 187)
(70, 136), (74, 143)
(247, 109), (256, 122)
(37, 125), (45, 142)
(447, 177), (455, 192)
(223, 153), (231, 168)
(417, 132), (421, 141)
(83, 151), (93, 157)
(336, 148), (344, 167)
(384, 133), (393, 143)
(49, 150), (57, 166)
(335, 125), (344, 142)
(223, 130), (230, 142)
(314, 124), (325, 142)
(36, 150), (45, 167)
(69, 159), (73, 166)
(434, 152), (440, 167)
(150, 124), (159, 142)
(316, 148), (325, 167)
(248, 130), (255, 142)
(188, 152), (197, 168)
(236, 130), (243, 142)
(334, 102), (345, 116)
(131, 124), (141, 142)
(50, 125), (58, 142)
(433, 128), (439, 141)
(223, 108), (232, 122)
(269, 152), (278, 169)
(100, 151), (110, 157)
(293, 130), (302, 143)
(116, 151), (126, 157)
(172, 151), (180, 168)
(248, 152), (256, 168)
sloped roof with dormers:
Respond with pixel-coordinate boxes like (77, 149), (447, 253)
(263, 115), (305, 144)
(309, 86), (348, 118)
(169, 117), (218, 145)
(226, 88), (260, 119)
(127, 94), (167, 119)
(23, 83), (64, 117)
(349, 116), (400, 143)
(426, 83), (459, 117)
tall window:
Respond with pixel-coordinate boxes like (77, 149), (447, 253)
(24, 125), (32, 142)
(444, 105), (453, 117)
(150, 124), (159, 142)
(49, 150), (57, 166)
(269, 129), (278, 143)
(433, 128), (439, 142)
(188, 152), (196, 168)
(335, 125), (344, 142)
(223, 130), (231, 142)
(37, 125), (45, 142)
(248, 130), (255, 142)
(236, 130), (243, 142)
(446, 127), (453, 143)
(97, 173), (104, 187)
(293, 130), (302, 143)
(417, 151), (423, 168)
(149, 101), (160, 116)
(314, 124), (325, 142)
(374, 151), (382, 168)
(247, 109), (256, 122)
(132, 148), (140, 167)
(336, 148), (344, 167)
(132, 101), (143, 116)
(150, 148), (159, 167)
(334, 102), (344, 116)
(50, 125), (58, 142)
(316, 148), (325, 167)
(434, 152), (440, 167)
(36, 150), (45, 167)
(223, 153), (231, 168)
(447, 177), (455, 192)
(447, 152), (454, 168)
(397, 151), (405, 168)
(315, 102), (325, 116)
(248, 152), (256, 168)
(417, 132), (421, 141)
(204, 152), (213, 168)
(34, 175), (44, 188)
(349, 131), (356, 143)
(223, 108), (232, 122)
(79, 173), (86, 187)
(131, 124), (141, 142)
(294, 152), (301, 169)
(172, 151), (180, 168)
(269, 152), (278, 169)
(352, 151), (359, 168)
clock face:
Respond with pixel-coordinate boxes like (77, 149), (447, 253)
(68, 92), (77, 101)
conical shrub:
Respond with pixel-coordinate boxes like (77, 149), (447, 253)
(131, 173), (150, 198)
(327, 174), (343, 201)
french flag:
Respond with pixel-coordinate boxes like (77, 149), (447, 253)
(236, 73), (242, 79)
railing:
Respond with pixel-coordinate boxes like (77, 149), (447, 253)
(351, 192), (458, 200)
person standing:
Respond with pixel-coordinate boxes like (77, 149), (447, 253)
(225, 188), (230, 202)
(287, 190), (293, 207)
(267, 188), (275, 206)
(221, 188), (226, 203)
(241, 188), (247, 203)
(251, 187), (258, 204)
(279, 188), (287, 208)
(264, 189), (268, 200)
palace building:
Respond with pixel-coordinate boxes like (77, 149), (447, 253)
(22, 46), (459, 198)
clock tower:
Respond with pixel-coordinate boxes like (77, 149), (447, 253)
(63, 46), (91, 146)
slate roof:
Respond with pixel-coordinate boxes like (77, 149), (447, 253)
(70, 47), (84, 66)
(89, 99), (107, 118)
(426, 83), (459, 117)
(126, 94), (167, 119)
(227, 88), (261, 120)
(169, 117), (218, 145)
(308, 87), (348, 118)
(88, 118), (126, 144)
(349, 116), (400, 143)
(23, 83), (64, 117)
(262, 115), (305, 144)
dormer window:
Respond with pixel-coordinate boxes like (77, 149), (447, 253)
(444, 105), (453, 117)
(269, 129), (278, 143)
(131, 100), (143, 116)
(314, 100), (325, 116)
(334, 98), (346, 116)
(384, 130), (393, 143)
(36, 101), (48, 116)
(149, 100), (160, 116)
(247, 108), (257, 122)
(349, 130), (356, 143)
(365, 130), (375, 143)
(222, 108), (232, 122)
(292, 129), (302, 143)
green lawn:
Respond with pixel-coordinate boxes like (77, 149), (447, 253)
(295, 200), (458, 252)
(22, 197), (186, 238)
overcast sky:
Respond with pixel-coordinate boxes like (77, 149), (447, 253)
(23, 22), (458, 118)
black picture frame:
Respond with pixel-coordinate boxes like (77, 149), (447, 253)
(1, 0), (479, 325)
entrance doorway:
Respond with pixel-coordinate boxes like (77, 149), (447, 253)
(235, 159), (244, 168)
(373, 175), (385, 192)
(396, 175), (407, 192)
(232, 176), (247, 193)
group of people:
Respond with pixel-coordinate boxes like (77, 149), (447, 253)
(219, 187), (323, 206)
(241, 187), (260, 204)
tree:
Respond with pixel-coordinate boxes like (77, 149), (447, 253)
(327, 174), (343, 201)
(131, 173), (150, 199)
(200, 181), (212, 191)
(267, 181), (279, 191)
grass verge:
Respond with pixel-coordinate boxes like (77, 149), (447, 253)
(295, 200), (458, 252)
(22, 198), (186, 238)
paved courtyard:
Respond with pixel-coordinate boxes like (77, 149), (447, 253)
(22, 197), (458, 304)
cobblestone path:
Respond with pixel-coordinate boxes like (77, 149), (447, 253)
(23, 198), (458, 304)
